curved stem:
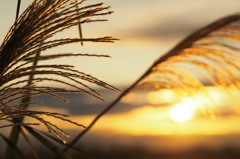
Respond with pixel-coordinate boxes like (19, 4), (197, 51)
(59, 14), (240, 155)
(62, 68), (150, 153)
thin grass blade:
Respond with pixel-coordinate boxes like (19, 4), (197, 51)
(0, 133), (26, 159)
(20, 127), (40, 159)
(38, 129), (94, 159)
(25, 126), (71, 159)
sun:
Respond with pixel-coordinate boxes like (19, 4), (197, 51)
(170, 103), (194, 122)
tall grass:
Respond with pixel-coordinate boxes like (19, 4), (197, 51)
(0, 0), (118, 158)
(63, 14), (240, 154)
(1, 0), (240, 159)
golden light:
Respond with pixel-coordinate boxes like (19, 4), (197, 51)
(170, 103), (194, 122)
(147, 89), (179, 105)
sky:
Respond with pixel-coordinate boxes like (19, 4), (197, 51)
(1, 0), (240, 87)
(1, 0), (240, 157)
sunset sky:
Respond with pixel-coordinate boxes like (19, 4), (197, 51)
(1, 0), (240, 157)
(1, 0), (240, 86)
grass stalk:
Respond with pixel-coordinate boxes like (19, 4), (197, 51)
(20, 127), (40, 159)
(75, 0), (84, 46)
(60, 14), (240, 155)
(4, 51), (41, 159)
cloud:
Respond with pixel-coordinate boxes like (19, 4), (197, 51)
(125, 20), (201, 41)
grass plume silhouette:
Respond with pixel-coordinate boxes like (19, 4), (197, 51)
(0, 1), (118, 157)
(65, 14), (240, 153)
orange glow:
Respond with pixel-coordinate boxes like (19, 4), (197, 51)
(24, 86), (240, 138)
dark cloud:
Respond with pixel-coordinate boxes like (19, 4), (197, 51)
(31, 89), (148, 115)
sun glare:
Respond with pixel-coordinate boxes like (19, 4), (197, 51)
(170, 104), (194, 122)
